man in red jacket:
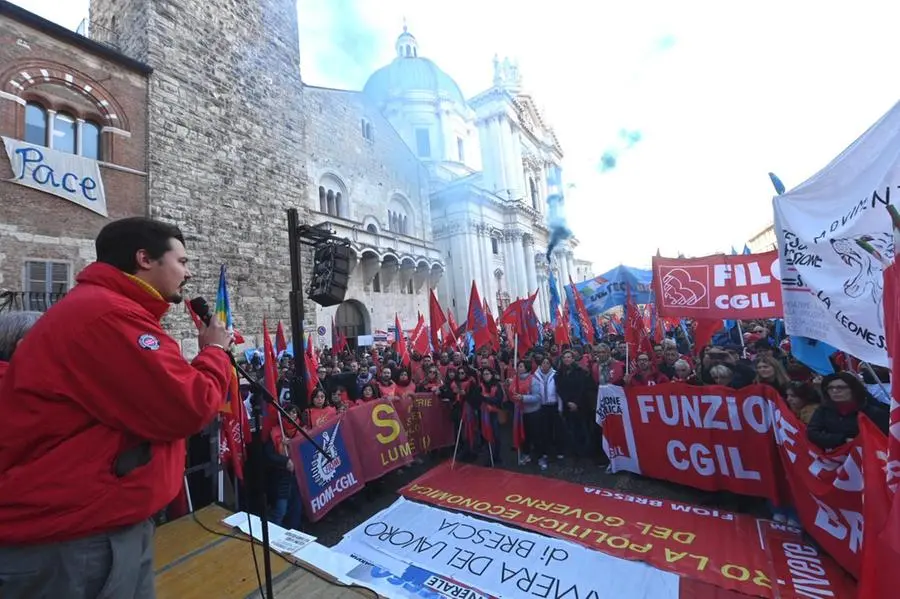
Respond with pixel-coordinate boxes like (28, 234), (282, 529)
(0, 217), (234, 599)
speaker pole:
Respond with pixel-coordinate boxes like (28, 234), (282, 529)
(287, 208), (308, 411)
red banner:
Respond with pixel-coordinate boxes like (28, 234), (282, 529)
(342, 399), (415, 482)
(652, 251), (782, 319)
(771, 396), (870, 578)
(401, 463), (855, 598)
(290, 394), (455, 520)
(598, 383), (783, 500)
(394, 393), (456, 455)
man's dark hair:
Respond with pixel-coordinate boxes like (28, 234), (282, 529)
(95, 217), (185, 274)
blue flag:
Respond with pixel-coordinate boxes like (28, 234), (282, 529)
(790, 336), (837, 375)
(548, 271), (561, 324)
(742, 244), (751, 255)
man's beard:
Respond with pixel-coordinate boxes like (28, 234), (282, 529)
(168, 292), (184, 304)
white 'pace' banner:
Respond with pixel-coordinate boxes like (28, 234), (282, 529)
(774, 101), (900, 366)
(334, 497), (679, 599)
(3, 136), (108, 217)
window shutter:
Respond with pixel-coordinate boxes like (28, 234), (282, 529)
(51, 262), (70, 292)
(26, 261), (47, 293)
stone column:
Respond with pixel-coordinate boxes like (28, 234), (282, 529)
(503, 233), (519, 298)
(509, 123), (526, 201)
(465, 228), (480, 296)
(491, 116), (509, 193)
(514, 232), (528, 300)
(46, 109), (57, 148)
(557, 251), (570, 288)
(537, 273), (549, 321)
(523, 235), (538, 298)
(480, 228), (496, 313)
(567, 252), (577, 283)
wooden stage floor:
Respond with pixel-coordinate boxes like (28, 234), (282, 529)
(155, 505), (374, 599)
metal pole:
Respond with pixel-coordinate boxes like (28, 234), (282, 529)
(287, 208), (308, 412)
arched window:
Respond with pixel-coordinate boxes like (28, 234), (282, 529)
(24, 102), (47, 146)
(318, 174), (347, 217)
(82, 121), (101, 160)
(53, 112), (77, 154)
(530, 177), (539, 211)
(366, 224), (377, 233)
(387, 195), (413, 236)
(372, 272), (381, 293)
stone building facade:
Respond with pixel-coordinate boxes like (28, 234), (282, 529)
(360, 29), (588, 322)
(303, 85), (443, 347)
(87, 0), (309, 351)
(747, 223), (777, 253)
(0, 1), (150, 312)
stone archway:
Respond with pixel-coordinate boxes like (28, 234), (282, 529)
(334, 299), (370, 346)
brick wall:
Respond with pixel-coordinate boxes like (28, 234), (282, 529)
(0, 10), (149, 292)
(90, 0), (310, 347)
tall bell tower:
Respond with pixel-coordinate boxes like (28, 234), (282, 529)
(88, 0), (309, 348)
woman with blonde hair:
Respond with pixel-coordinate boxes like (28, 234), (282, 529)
(754, 355), (791, 396)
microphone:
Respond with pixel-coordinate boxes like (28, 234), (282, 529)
(190, 296), (213, 326)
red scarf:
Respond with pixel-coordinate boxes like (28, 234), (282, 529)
(835, 401), (858, 416)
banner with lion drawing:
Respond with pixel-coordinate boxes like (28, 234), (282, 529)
(774, 101), (900, 367)
(652, 250), (783, 320)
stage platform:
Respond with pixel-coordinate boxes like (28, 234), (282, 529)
(155, 505), (374, 599)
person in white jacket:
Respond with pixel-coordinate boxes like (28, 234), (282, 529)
(526, 357), (563, 470)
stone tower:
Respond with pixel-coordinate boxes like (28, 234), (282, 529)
(88, 0), (309, 349)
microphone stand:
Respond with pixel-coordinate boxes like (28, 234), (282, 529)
(227, 355), (332, 599)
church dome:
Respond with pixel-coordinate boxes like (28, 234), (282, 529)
(363, 27), (467, 107)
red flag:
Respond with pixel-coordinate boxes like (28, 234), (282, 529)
(305, 334), (320, 397)
(395, 313), (411, 366)
(625, 285), (653, 365)
(275, 321), (288, 355)
(261, 319), (281, 441)
(568, 276), (596, 343)
(483, 299), (500, 351)
(554, 306), (570, 346)
(692, 318), (721, 353)
(445, 309), (460, 350)
(428, 289), (446, 351)
(410, 313), (430, 355)
(331, 316), (347, 353)
(466, 282), (491, 350)
(858, 416), (900, 599)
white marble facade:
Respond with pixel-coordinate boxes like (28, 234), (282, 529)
(362, 27), (589, 322)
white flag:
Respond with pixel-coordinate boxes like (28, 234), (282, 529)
(774, 101), (900, 366)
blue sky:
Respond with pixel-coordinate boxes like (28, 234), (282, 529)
(15, 0), (900, 272)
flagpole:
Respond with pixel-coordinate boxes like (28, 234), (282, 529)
(513, 333), (520, 466)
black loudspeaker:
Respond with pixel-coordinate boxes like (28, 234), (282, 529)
(309, 243), (351, 307)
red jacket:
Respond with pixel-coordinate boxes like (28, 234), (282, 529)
(0, 263), (232, 544)
(0, 361), (8, 384)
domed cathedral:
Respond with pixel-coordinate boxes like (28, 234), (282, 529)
(360, 27), (586, 321)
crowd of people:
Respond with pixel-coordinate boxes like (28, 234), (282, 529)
(246, 318), (891, 530)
